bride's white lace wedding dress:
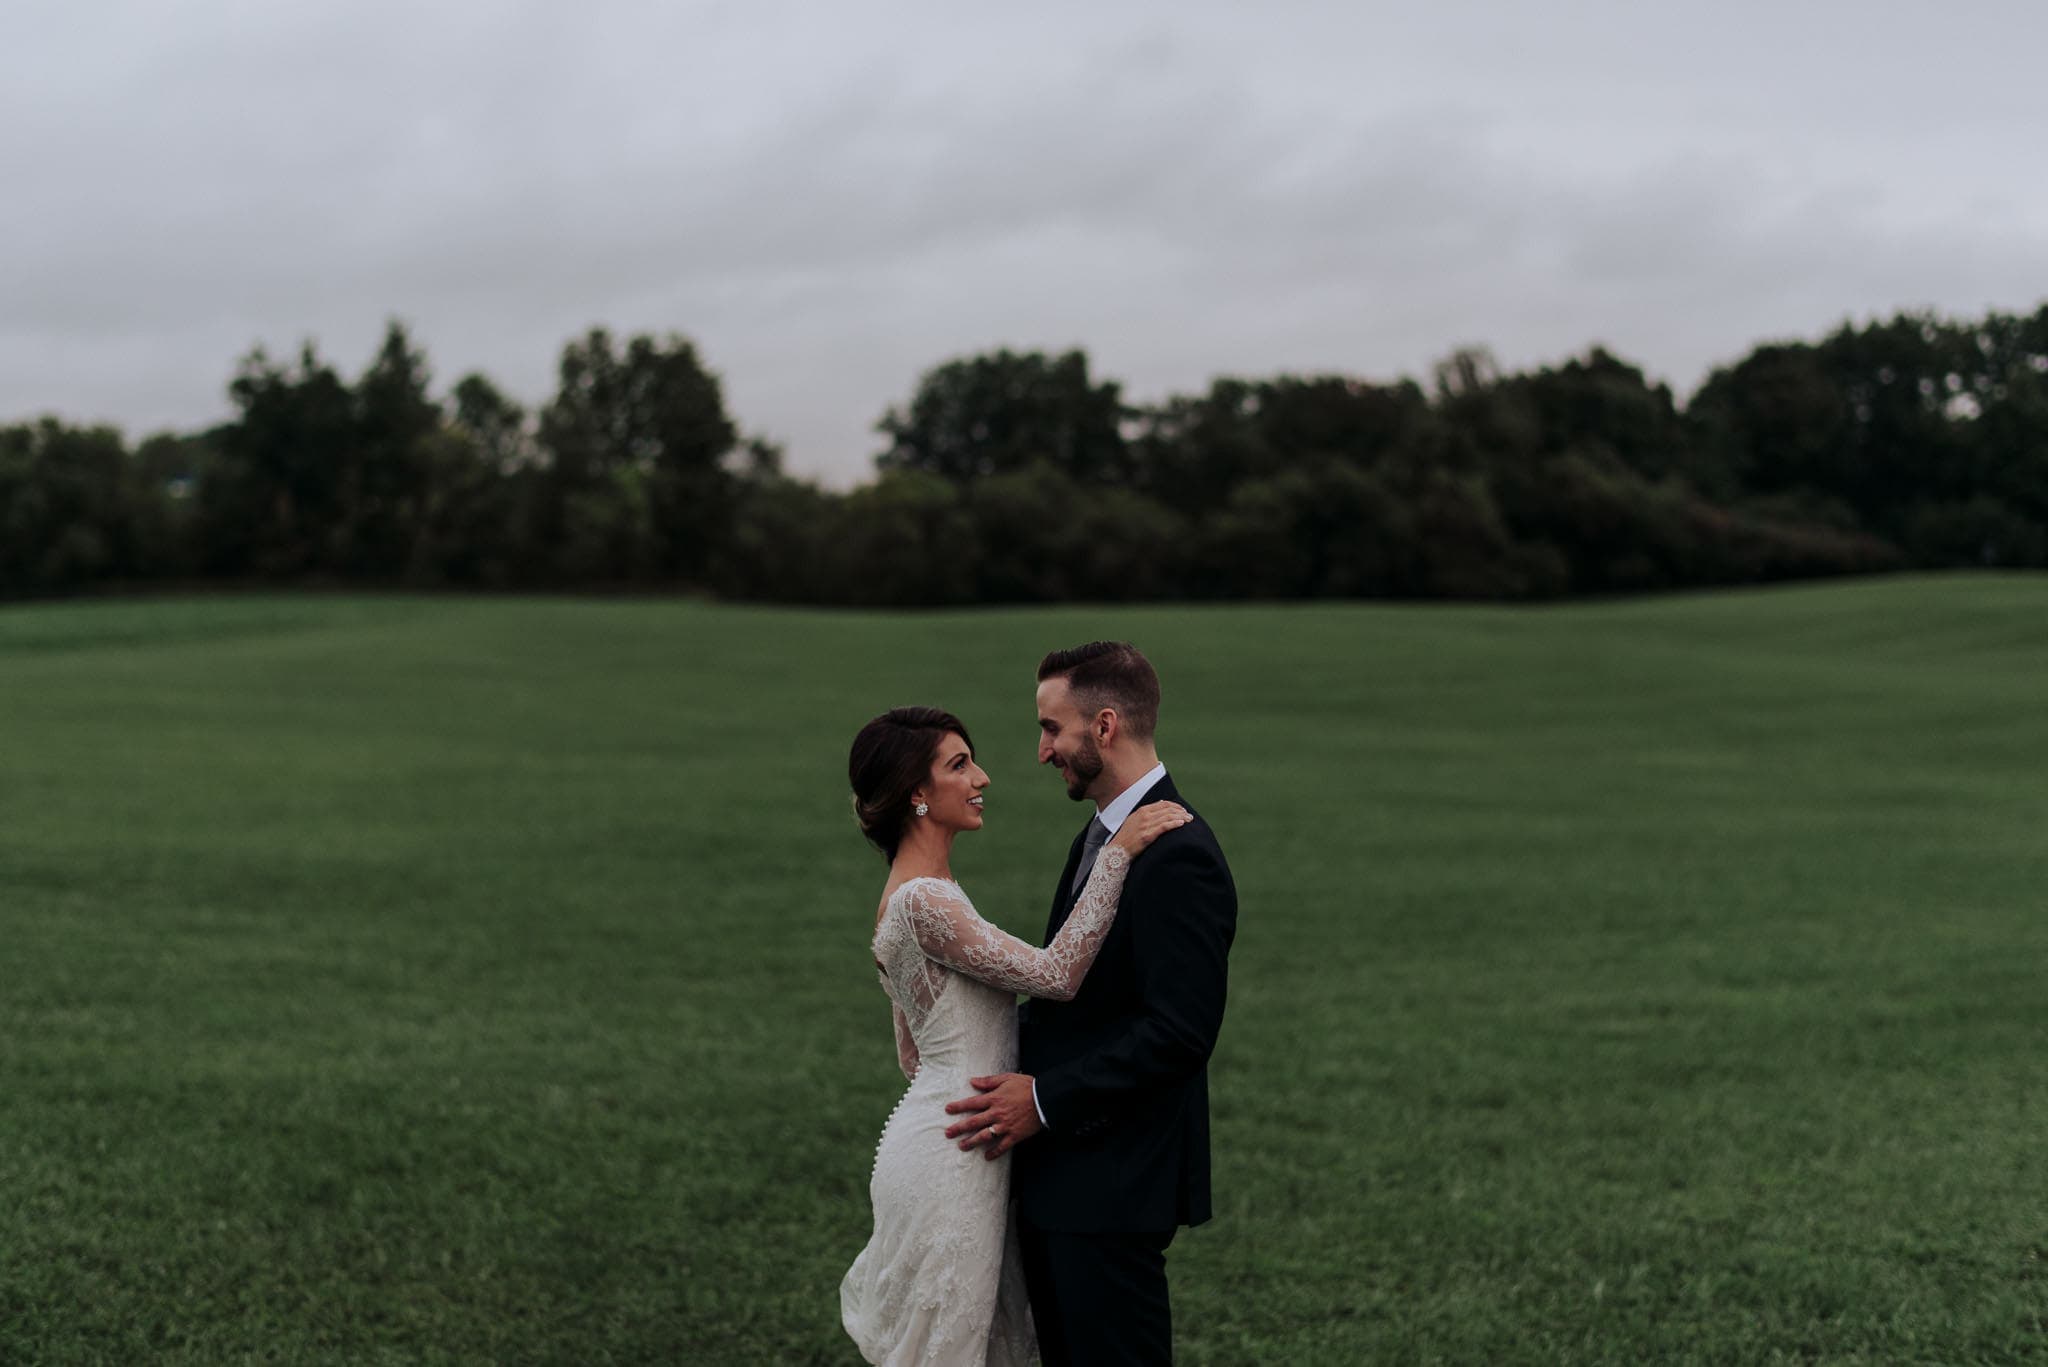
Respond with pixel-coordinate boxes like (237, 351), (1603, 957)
(840, 847), (1131, 1366)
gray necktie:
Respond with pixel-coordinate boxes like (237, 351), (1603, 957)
(1068, 817), (1111, 903)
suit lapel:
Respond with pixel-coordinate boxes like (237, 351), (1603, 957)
(1043, 772), (1184, 943)
(1044, 821), (1090, 945)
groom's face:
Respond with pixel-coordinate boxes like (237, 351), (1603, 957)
(1036, 677), (1106, 803)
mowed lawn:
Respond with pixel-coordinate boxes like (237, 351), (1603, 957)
(2, 578), (2044, 1365)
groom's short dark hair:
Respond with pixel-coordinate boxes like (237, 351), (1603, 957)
(1038, 641), (1160, 741)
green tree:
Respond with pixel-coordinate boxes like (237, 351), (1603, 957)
(199, 323), (450, 580)
(1687, 308), (2048, 566)
(708, 471), (838, 603)
(537, 328), (739, 582)
(1513, 348), (1690, 483)
(877, 349), (1129, 484)
(1130, 374), (1435, 518)
(203, 342), (357, 577)
(344, 320), (444, 577)
(0, 420), (137, 593)
(825, 470), (975, 606)
(129, 429), (209, 579)
(1942, 304), (2048, 561)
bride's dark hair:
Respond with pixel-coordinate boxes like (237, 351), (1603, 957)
(849, 706), (976, 862)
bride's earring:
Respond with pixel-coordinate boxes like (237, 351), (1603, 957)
(914, 801), (929, 817)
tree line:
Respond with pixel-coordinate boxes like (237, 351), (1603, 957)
(4, 304), (2045, 604)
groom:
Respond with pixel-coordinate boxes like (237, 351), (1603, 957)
(945, 641), (1238, 1365)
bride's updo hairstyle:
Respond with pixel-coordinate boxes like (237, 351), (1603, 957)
(849, 706), (977, 862)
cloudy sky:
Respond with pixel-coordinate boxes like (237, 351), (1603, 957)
(7, 1), (2045, 485)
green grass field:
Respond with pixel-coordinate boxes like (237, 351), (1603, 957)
(3, 578), (2045, 1364)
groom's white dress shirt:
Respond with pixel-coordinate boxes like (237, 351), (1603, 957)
(1096, 761), (1167, 840)
(1031, 761), (1167, 1128)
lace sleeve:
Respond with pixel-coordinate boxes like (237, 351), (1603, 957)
(898, 848), (1131, 1001)
(891, 1001), (919, 1081)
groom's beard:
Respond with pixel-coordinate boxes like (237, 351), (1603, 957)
(1063, 734), (1104, 800)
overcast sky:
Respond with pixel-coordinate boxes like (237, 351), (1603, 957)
(6, 1), (2045, 485)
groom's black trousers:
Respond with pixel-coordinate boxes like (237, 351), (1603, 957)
(1018, 1223), (1176, 1366)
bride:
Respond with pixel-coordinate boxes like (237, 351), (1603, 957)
(840, 706), (1188, 1366)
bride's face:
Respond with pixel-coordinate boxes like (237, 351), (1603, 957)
(917, 732), (990, 833)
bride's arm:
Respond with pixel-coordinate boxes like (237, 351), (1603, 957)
(901, 804), (1191, 999)
(892, 1003), (920, 1081)
(899, 859), (1128, 1001)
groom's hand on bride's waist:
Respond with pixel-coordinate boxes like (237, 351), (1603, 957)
(944, 1074), (1042, 1161)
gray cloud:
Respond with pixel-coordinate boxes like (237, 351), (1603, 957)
(4, 1), (2044, 482)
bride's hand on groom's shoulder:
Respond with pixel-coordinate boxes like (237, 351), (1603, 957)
(1110, 803), (1192, 857)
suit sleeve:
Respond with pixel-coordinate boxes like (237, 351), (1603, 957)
(1030, 837), (1235, 1130)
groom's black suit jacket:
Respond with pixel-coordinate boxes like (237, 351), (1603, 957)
(1014, 773), (1237, 1234)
